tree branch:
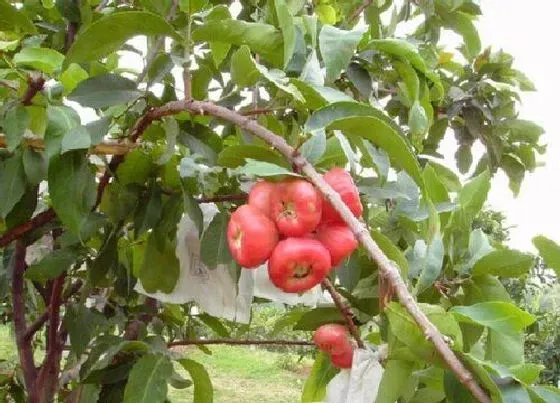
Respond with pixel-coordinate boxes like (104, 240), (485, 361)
(0, 134), (135, 155)
(322, 278), (365, 349)
(12, 241), (37, 390)
(21, 74), (45, 106)
(0, 209), (56, 248)
(24, 280), (83, 342)
(168, 339), (314, 347)
(349, 0), (373, 24)
(146, 98), (491, 403)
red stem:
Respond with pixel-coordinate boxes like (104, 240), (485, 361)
(322, 278), (365, 349)
(12, 242), (37, 390)
(21, 75), (45, 106)
(0, 209), (56, 248)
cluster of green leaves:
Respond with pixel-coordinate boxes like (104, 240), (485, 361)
(0, 0), (558, 402)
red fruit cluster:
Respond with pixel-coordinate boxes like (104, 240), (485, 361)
(227, 168), (362, 294)
(313, 324), (354, 369)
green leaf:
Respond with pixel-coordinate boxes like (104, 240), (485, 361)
(301, 352), (338, 402)
(3, 106), (29, 152)
(238, 159), (301, 179)
(386, 302), (463, 361)
(508, 363), (544, 385)
(200, 212), (231, 270)
(0, 152), (26, 219)
(181, 184), (204, 237)
(463, 274), (512, 305)
(376, 360), (414, 403)
(65, 11), (180, 67)
(89, 229), (118, 285)
(366, 39), (443, 96)
(198, 313), (230, 338)
(123, 354), (173, 403)
(275, 0), (296, 68)
(300, 129), (327, 164)
(139, 234), (180, 294)
(501, 153), (525, 195)
(48, 151), (97, 239)
(217, 144), (287, 168)
(177, 359), (213, 403)
(13, 47), (64, 74)
(471, 248), (534, 278)
(0, 0), (37, 34)
(457, 170), (490, 217)
(68, 74), (141, 109)
(67, 384), (101, 403)
(529, 386), (560, 403)
(134, 185), (162, 237)
(293, 307), (345, 331)
(64, 303), (106, 357)
(179, 0), (208, 13)
(61, 125), (91, 153)
(450, 301), (536, 334)
(60, 63), (89, 95)
(22, 147), (46, 185)
(319, 25), (364, 83)
(25, 247), (79, 282)
(532, 235), (560, 277)
(495, 119), (545, 144)
(117, 149), (153, 186)
(205, 5), (232, 67)
(44, 105), (81, 158)
(305, 102), (423, 190)
(315, 4), (337, 25)
(409, 235), (444, 294)
(371, 230), (409, 278)
(423, 163), (449, 204)
(408, 100), (429, 138)
(443, 370), (472, 403)
(428, 161), (461, 192)
(394, 59), (420, 103)
(440, 11), (481, 60)
(86, 117), (111, 146)
(192, 20), (283, 66)
(486, 329), (523, 366)
(230, 46), (303, 100)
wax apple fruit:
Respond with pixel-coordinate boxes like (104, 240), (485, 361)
(270, 179), (322, 237)
(313, 324), (351, 355)
(268, 238), (331, 293)
(330, 344), (354, 369)
(248, 181), (276, 218)
(227, 205), (278, 268)
(322, 168), (363, 224)
(315, 223), (358, 267)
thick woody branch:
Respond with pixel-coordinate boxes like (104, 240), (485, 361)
(12, 242), (37, 390)
(0, 134), (135, 156)
(168, 339), (314, 347)
(322, 278), (365, 349)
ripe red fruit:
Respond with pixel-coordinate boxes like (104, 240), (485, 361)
(322, 168), (363, 224)
(313, 324), (351, 356)
(270, 179), (322, 237)
(315, 223), (358, 267)
(268, 238), (331, 293)
(248, 181), (276, 218)
(330, 344), (354, 369)
(227, 204), (278, 268)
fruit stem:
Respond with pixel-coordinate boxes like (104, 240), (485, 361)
(322, 278), (365, 349)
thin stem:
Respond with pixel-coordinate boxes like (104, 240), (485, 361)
(348, 0), (373, 25)
(0, 209), (56, 248)
(183, 18), (192, 100)
(196, 194), (247, 203)
(168, 339), (314, 347)
(322, 278), (365, 349)
(21, 74), (45, 106)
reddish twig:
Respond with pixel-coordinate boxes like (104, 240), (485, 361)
(12, 242), (37, 390)
(24, 280), (83, 341)
(349, 0), (373, 24)
(0, 209), (56, 248)
(240, 108), (287, 116)
(168, 339), (314, 347)
(322, 278), (365, 349)
(64, 22), (78, 52)
(21, 75), (45, 106)
(32, 275), (65, 402)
